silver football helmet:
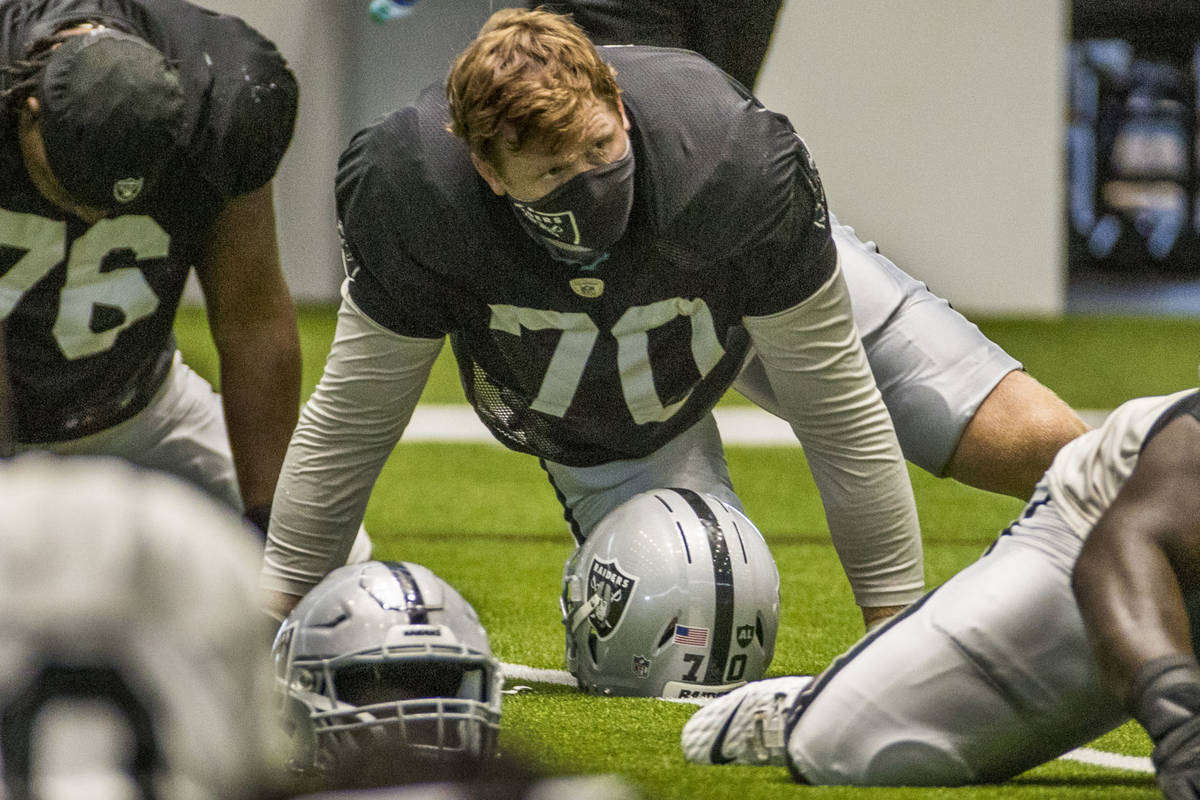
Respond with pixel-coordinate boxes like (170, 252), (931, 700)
(272, 560), (503, 773)
(561, 488), (780, 699)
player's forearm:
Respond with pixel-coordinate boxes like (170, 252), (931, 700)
(261, 289), (442, 597)
(745, 263), (924, 608)
(809, 437), (924, 608)
(1073, 414), (1200, 701)
(219, 320), (302, 510)
(1073, 521), (1193, 702)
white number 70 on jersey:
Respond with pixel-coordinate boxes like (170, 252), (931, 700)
(490, 297), (727, 425)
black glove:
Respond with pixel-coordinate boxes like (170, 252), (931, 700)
(1132, 655), (1200, 800)
(243, 504), (271, 542)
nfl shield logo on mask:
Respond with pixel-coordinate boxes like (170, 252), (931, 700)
(112, 177), (144, 204)
(587, 558), (637, 639)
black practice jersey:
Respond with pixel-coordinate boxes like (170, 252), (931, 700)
(0, 0), (296, 442)
(337, 46), (834, 467)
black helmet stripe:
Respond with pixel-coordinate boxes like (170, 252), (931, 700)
(383, 561), (429, 624)
(672, 488), (735, 685)
(652, 491), (694, 563)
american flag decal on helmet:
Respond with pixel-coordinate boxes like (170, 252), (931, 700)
(674, 625), (709, 647)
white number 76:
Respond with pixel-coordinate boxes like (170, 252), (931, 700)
(0, 209), (165, 359)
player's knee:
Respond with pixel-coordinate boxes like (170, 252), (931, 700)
(864, 740), (978, 785)
(790, 738), (975, 786)
(946, 370), (1088, 498)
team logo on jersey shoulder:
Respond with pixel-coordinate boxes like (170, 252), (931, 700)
(112, 177), (144, 204)
(569, 277), (604, 298)
(587, 558), (637, 639)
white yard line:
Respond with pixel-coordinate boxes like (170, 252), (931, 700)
(409, 406), (1112, 445)
(500, 662), (1153, 774)
(1059, 747), (1153, 774)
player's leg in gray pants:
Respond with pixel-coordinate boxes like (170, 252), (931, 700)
(18, 351), (243, 509)
(543, 413), (740, 543)
(21, 352), (374, 561)
(735, 215), (1021, 476)
(785, 491), (1128, 785)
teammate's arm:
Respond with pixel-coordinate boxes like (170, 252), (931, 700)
(744, 262), (923, 631)
(0, 325), (12, 458)
(1073, 411), (1200, 799)
(196, 181), (302, 517)
(260, 285), (442, 620)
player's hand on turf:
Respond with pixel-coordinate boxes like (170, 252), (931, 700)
(1152, 715), (1200, 800)
(1131, 658), (1200, 800)
(861, 604), (906, 634)
(261, 588), (303, 622)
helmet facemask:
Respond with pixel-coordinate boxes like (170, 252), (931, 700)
(273, 562), (503, 775)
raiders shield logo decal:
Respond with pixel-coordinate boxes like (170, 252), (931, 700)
(587, 558), (637, 639)
(112, 177), (144, 204)
(569, 277), (604, 298)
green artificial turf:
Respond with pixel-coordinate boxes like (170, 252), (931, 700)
(175, 306), (1177, 799)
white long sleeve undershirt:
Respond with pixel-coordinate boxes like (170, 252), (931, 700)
(743, 261), (924, 607)
(260, 282), (441, 597)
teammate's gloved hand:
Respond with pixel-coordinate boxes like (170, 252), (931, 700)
(861, 604), (906, 634)
(243, 504), (271, 541)
(1131, 656), (1200, 800)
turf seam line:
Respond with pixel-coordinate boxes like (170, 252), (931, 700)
(407, 406), (1112, 445)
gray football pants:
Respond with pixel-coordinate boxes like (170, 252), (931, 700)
(15, 351), (243, 510)
(785, 488), (1128, 785)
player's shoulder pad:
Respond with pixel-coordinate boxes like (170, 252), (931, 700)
(192, 11), (299, 195)
(603, 46), (817, 263)
(337, 83), (482, 252)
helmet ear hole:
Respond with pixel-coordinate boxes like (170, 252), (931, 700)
(755, 614), (765, 648)
(587, 630), (600, 666)
(657, 616), (678, 650)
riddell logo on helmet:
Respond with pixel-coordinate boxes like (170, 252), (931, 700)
(113, 177), (144, 203)
(675, 687), (734, 700)
(661, 679), (747, 700)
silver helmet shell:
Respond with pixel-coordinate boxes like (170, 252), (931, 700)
(561, 488), (780, 699)
(272, 561), (503, 773)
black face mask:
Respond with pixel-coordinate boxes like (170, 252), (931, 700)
(509, 141), (635, 264)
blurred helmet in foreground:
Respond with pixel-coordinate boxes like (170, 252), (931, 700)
(0, 454), (275, 800)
